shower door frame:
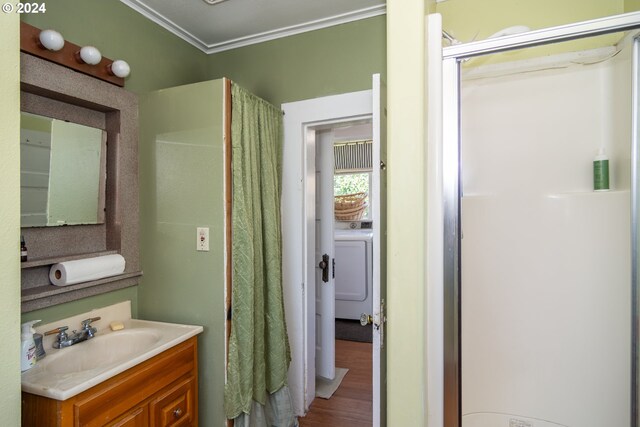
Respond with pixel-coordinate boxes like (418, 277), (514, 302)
(434, 11), (640, 427)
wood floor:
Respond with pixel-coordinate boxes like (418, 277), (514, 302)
(299, 339), (373, 427)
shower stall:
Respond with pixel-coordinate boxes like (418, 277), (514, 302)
(427, 12), (640, 427)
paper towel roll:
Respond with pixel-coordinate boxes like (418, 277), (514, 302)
(49, 254), (126, 287)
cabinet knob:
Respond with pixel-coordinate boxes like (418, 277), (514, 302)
(174, 408), (183, 418)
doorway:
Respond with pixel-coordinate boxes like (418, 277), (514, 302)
(282, 75), (386, 427)
(305, 122), (375, 427)
(312, 121), (374, 382)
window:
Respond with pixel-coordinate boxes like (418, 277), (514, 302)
(334, 172), (371, 220)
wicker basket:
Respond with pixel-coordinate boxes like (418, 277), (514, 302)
(334, 192), (367, 221)
(334, 192), (367, 210)
(335, 203), (368, 221)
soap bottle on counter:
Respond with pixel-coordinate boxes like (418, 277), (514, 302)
(21, 320), (40, 372)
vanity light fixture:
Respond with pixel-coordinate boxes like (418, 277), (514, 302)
(108, 60), (131, 78)
(22, 22), (128, 87)
(78, 46), (102, 65)
(38, 29), (64, 51)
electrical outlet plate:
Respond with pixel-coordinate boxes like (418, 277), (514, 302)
(197, 227), (210, 251)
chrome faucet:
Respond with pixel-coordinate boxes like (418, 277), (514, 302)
(44, 317), (101, 349)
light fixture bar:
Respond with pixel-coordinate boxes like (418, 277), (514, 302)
(443, 11), (640, 59)
(20, 22), (128, 86)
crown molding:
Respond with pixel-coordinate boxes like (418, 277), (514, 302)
(120, 1), (386, 54)
(120, 0), (211, 51)
(204, 5), (387, 53)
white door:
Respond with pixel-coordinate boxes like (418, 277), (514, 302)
(315, 130), (335, 380)
(371, 73), (387, 427)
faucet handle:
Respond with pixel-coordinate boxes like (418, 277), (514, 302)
(81, 317), (100, 339)
(44, 326), (68, 340)
(81, 317), (101, 329)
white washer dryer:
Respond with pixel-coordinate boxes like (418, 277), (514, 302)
(334, 229), (373, 320)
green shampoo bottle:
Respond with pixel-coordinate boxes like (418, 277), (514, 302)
(593, 147), (609, 191)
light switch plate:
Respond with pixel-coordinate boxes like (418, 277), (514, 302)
(197, 227), (210, 251)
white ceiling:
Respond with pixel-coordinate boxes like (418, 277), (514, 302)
(120, 0), (386, 54)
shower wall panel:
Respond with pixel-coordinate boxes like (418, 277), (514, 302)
(461, 46), (632, 427)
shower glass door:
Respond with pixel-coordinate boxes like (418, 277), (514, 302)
(437, 13), (640, 427)
(460, 35), (632, 427)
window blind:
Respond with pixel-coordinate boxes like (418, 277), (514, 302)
(334, 140), (373, 172)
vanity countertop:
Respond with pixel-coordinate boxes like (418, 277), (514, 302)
(21, 302), (203, 401)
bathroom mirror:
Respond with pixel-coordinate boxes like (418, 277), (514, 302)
(20, 112), (106, 227)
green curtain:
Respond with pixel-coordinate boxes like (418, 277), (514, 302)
(224, 83), (294, 424)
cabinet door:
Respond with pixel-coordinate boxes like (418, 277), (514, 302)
(106, 406), (148, 427)
(149, 376), (196, 427)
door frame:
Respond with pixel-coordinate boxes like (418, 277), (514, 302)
(426, 11), (640, 426)
(282, 90), (374, 416)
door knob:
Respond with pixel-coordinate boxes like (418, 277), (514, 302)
(360, 313), (373, 326)
(318, 254), (330, 283)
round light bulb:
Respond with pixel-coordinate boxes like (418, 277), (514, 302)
(39, 29), (64, 51)
(109, 60), (130, 78)
(79, 46), (102, 65)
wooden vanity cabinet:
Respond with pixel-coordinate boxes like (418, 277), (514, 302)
(22, 337), (198, 427)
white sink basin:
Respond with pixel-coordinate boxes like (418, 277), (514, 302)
(43, 328), (162, 375)
(21, 319), (203, 400)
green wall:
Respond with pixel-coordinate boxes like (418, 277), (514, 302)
(207, 15), (386, 106)
(138, 80), (226, 427)
(627, 0), (640, 12)
(22, 0), (208, 94)
(386, 0), (427, 424)
(0, 10), (21, 427)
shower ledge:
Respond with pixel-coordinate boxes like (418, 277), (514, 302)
(547, 189), (630, 198)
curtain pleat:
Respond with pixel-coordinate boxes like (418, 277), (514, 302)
(224, 83), (295, 426)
